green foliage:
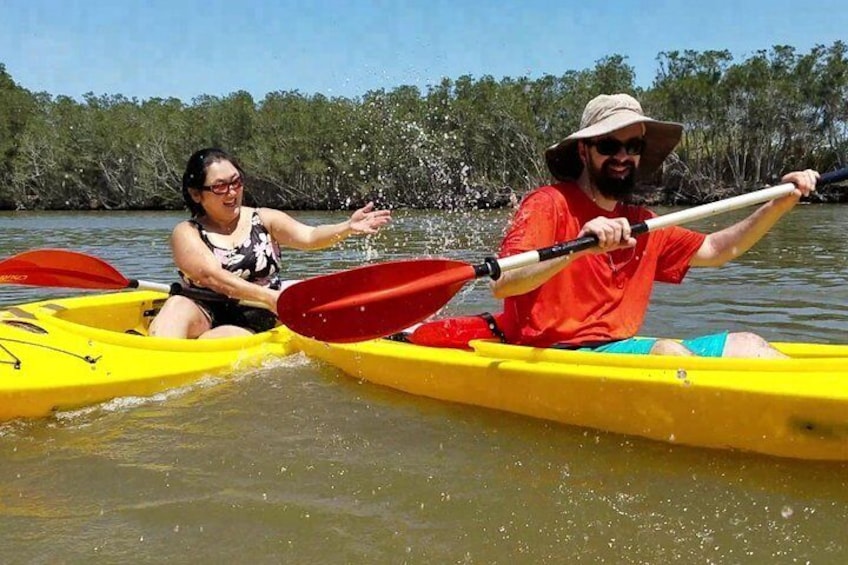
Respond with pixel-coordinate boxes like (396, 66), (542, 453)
(650, 42), (848, 201)
(0, 64), (39, 207)
(0, 43), (846, 210)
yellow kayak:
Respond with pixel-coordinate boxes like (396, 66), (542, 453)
(292, 334), (848, 461)
(0, 291), (295, 420)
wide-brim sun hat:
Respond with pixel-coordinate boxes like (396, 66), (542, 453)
(545, 93), (683, 181)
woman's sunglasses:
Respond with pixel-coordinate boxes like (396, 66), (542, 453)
(586, 137), (646, 157)
(200, 175), (244, 195)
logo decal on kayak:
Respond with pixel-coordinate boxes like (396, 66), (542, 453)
(0, 275), (27, 283)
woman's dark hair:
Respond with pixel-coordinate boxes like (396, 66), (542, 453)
(181, 147), (246, 217)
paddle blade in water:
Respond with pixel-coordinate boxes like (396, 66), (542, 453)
(277, 259), (476, 342)
(0, 249), (131, 289)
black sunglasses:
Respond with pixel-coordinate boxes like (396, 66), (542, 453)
(586, 137), (646, 157)
(200, 175), (244, 195)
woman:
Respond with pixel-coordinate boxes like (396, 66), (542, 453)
(148, 147), (391, 339)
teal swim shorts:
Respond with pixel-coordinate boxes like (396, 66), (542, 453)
(582, 332), (730, 357)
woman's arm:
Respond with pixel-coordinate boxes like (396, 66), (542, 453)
(260, 202), (391, 251)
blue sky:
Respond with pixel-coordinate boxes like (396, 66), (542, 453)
(2, 0), (846, 102)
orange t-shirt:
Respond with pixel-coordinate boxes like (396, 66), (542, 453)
(498, 182), (706, 347)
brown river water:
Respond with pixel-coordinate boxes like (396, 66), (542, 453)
(0, 205), (847, 563)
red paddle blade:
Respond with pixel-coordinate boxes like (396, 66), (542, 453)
(277, 259), (476, 342)
(0, 249), (130, 289)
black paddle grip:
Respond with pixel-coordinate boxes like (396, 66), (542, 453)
(536, 221), (650, 262)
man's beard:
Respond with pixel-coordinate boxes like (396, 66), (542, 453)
(587, 158), (637, 200)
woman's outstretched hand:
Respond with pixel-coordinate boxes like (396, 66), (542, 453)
(348, 202), (392, 235)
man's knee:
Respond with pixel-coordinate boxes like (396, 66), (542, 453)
(649, 339), (694, 356)
(723, 332), (785, 358)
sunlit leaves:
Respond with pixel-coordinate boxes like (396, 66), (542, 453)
(0, 43), (846, 210)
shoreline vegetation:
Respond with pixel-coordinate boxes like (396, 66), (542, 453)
(1, 43), (847, 212)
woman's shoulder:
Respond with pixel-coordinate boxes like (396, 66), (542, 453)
(169, 219), (206, 251)
(255, 206), (294, 224)
(173, 218), (199, 232)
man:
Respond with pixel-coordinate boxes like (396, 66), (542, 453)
(488, 93), (818, 357)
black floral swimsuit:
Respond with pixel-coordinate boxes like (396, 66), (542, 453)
(181, 210), (283, 333)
